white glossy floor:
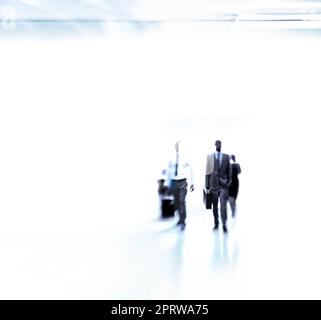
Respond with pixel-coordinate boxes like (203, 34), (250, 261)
(1, 2), (321, 299)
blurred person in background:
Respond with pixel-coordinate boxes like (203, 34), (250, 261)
(158, 170), (175, 219)
(228, 155), (241, 218)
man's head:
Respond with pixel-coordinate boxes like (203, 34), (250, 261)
(215, 140), (222, 152)
(231, 154), (236, 162)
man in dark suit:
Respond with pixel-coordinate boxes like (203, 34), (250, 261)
(205, 140), (232, 233)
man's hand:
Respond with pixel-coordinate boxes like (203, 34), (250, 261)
(204, 187), (210, 194)
(190, 184), (194, 192)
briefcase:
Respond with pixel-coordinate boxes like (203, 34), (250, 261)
(203, 188), (212, 210)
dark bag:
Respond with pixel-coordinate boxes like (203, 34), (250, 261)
(203, 188), (212, 210)
(161, 197), (175, 218)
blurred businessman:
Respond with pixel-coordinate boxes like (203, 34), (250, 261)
(165, 141), (194, 230)
(205, 140), (232, 233)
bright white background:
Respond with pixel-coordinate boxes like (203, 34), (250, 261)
(1, 7), (321, 298)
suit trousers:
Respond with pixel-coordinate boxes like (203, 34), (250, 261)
(211, 188), (228, 226)
(171, 179), (188, 224)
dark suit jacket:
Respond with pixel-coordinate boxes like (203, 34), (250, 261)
(205, 153), (232, 191)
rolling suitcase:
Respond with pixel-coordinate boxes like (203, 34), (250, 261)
(161, 195), (175, 218)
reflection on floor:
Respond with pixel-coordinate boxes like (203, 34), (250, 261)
(108, 207), (241, 299)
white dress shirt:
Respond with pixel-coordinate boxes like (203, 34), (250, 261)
(165, 151), (194, 186)
(215, 151), (222, 166)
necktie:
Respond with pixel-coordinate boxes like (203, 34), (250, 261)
(217, 152), (221, 166)
(175, 153), (179, 176)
